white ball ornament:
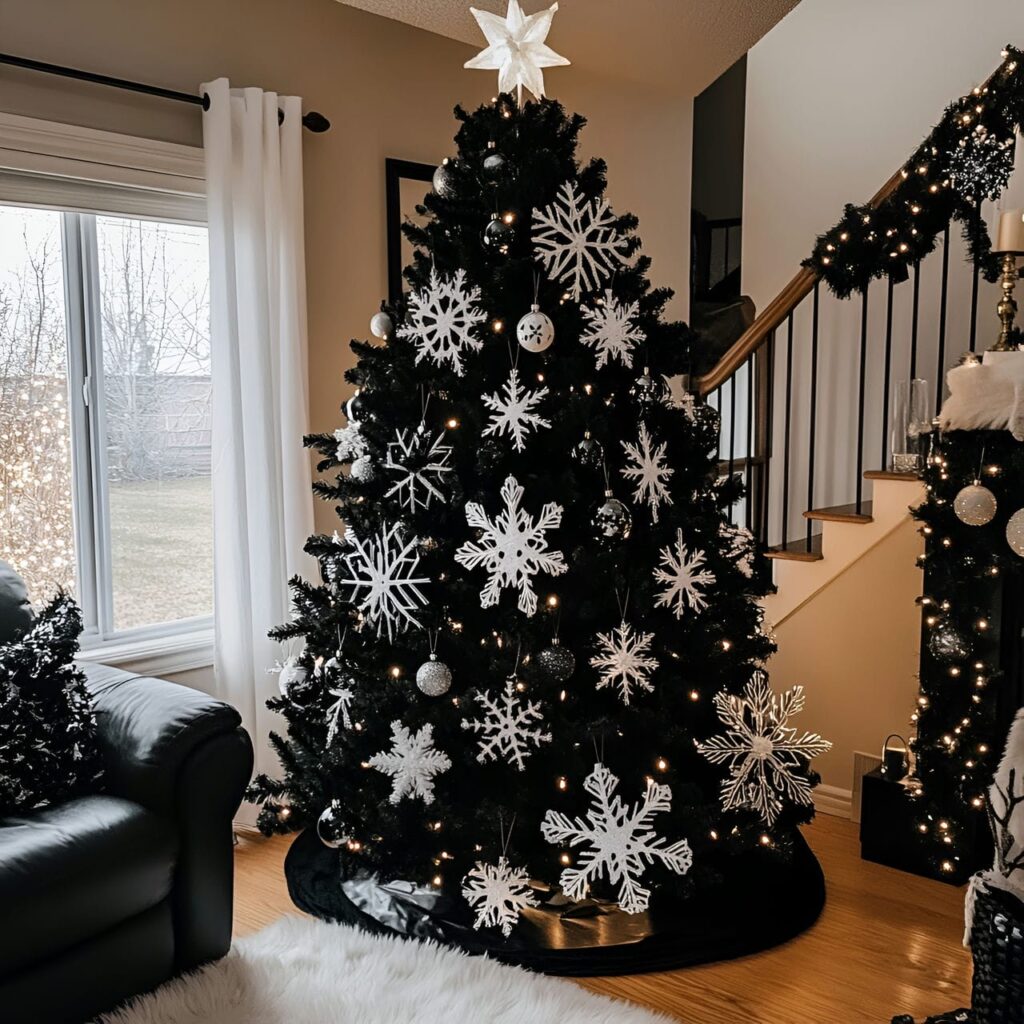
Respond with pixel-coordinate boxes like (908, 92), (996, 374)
(278, 656), (308, 697)
(416, 654), (452, 696)
(954, 481), (997, 526)
(369, 311), (393, 341)
(1008, 509), (1024, 557)
(517, 304), (555, 353)
(350, 455), (374, 482)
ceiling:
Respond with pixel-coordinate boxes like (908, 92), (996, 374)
(338, 0), (799, 95)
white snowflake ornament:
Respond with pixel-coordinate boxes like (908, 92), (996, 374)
(532, 181), (628, 301)
(398, 268), (487, 376)
(541, 763), (692, 915)
(455, 475), (567, 617)
(462, 856), (538, 937)
(590, 622), (659, 705)
(368, 721), (452, 805)
(326, 682), (355, 745)
(653, 529), (715, 619)
(580, 289), (644, 369)
(482, 367), (551, 452)
(384, 427), (453, 512)
(462, 676), (552, 771)
(334, 421), (367, 462)
(697, 671), (832, 827)
(338, 523), (430, 641)
(621, 423), (673, 523)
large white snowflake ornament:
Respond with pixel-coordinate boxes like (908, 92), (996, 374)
(482, 367), (551, 452)
(541, 763), (692, 915)
(532, 181), (628, 301)
(719, 522), (756, 579)
(697, 672), (832, 827)
(338, 523), (430, 641)
(455, 475), (567, 617)
(397, 268), (487, 376)
(580, 289), (644, 369)
(621, 423), (673, 523)
(590, 622), (659, 705)
(462, 676), (552, 771)
(462, 856), (538, 937)
(384, 427), (453, 512)
(653, 529), (715, 619)
(368, 721), (452, 805)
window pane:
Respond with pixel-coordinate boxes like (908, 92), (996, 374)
(0, 206), (75, 601)
(95, 216), (212, 631)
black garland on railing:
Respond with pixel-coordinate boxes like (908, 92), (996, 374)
(805, 45), (1024, 299)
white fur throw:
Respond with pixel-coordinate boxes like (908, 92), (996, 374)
(99, 914), (676, 1024)
(940, 360), (1024, 439)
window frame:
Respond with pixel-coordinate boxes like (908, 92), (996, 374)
(0, 114), (214, 668)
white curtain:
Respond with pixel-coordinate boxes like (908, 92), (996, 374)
(202, 78), (315, 787)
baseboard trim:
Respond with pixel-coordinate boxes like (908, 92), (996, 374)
(814, 784), (853, 819)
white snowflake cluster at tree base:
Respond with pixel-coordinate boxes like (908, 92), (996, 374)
(455, 475), (567, 617)
(481, 368), (551, 452)
(397, 268), (487, 376)
(337, 523), (430, 641)
(590, 621), (659, 705)
(367, 721), (451, 805)
(462, 677), (552, 771)
(580, 289), (644, 369)
(461, 856), (539, 937)
(532, 181), (628, 301)
(621, 423), (673, 522)
(540, 762), (693, 915)
(696, 671), (832, 827)
(383, 427), (453, 512)
(653, 529), (715, 619)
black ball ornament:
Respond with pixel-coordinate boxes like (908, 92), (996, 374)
(928, 621), (969, 663)
(346, 391), (367, 421)
(478, 437), (505, 473)
(482, 213), (516, 256)
(593, 490), (633, 543)
(432, 158), (456, 198)
(537, 639), (576, 682)
(317, 800), (351, 849)
(572, 432), (603, 469)
(481, 141), (509, 182)
(630, 366), (668, 413)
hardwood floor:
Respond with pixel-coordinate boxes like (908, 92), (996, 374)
(233, 814), (971, 1023)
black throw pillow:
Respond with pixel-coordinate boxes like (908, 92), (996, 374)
(0, 592), (104, 816)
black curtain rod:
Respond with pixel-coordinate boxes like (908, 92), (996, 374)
(0, 51), (331, 133)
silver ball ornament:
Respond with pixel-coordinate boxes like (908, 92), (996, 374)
(517, 304), (555, 353)
(369, 311), (393, 340)
(432, 159), (455, 198)
(350, 454), (374, 482)
(316, 800), (351, 849)
(592, 490), (633, 543)
(537, 639), (575, 682)
(416, 654), (452, 696)
(953, 481), (997, 526)
(1008, 509), (1024, 557)
(928, 622), (969, 662)
(278, 657), (308, 697)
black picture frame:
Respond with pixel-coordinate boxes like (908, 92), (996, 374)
(385, 158), (435, 305)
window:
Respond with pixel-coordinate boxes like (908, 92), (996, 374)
(0, 202), (212, 644)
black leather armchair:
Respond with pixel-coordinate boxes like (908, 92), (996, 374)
(0, 661), (253, 1024)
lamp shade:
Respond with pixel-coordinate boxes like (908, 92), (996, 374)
(995, 208), (1024, 253)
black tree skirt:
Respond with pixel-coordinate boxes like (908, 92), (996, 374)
(285, 827), (826, 976)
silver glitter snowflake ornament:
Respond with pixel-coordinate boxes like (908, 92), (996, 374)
(368, 720), (452, 805)
(384, 426), (453, 512)
(325, 682), (355, 745)
(621, 422), (673, 523)
(462, 856), (538, 937)
(697, 671), (832, 827)
(397, 268), (487, 376)
(462, 676), (552, 771)
(532, 181), (628, 301)
(653, 529), (714, 619)
(455, 475), (567, 617)
(334, 420), (367, 462)
(580, 289), (644, 369)
(541, 762), (692, 915)
(590, 621), (659, 705)
(482, 367), (551, 452)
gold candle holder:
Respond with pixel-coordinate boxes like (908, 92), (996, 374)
(991, 250), (1023, 352)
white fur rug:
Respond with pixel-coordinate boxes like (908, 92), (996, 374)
(99, 914), (676, 1024)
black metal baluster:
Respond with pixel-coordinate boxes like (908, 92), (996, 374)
(745, 354), (754, 531)
(782, 314), (794, 550)
(970, 199), (982, 352)
(806, 282), (820, 551)
(729, 374), (737, 525)
(881, 275), (895, 471)
(856, 285), (869, 513)
(761, 330), (776, 547)
(936, 224), (950, 414)
(910, 259), (921, 380)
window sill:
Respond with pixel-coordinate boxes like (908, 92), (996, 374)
(76, 627), (215, 678)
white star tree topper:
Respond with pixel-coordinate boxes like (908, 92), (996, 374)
(482, 367), (551, 452)
(580, 290), (644, 369)
(455, 475), (567, 617)
(541, 763), (693, 914)
(697, 672), (832, 827)
(384, 426), (453, 512)
(462, 856), (539, 937)
(397, 268), (487, 376)
(590, 622), (659, 706)
(653, 529), (715, 619)
(464, 1), (570, 104)
(368, 721), (452, 805)
(621, 423), (673, 522)
(462, 676), (552, 771)
(338, 524), (430, 641)
(532, 182), (629, 301)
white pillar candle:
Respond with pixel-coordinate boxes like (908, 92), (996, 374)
(995, 208), (1024, 252)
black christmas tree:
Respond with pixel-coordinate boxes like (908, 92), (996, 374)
(249, 9), (831, 970)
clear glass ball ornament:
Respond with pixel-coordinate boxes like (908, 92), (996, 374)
(629, 366), (668, 412)
(593, 490), (633, 543)
(416, 654), (452, 697)
(516, 304), (555, 353)
(316, 800), (351, 849)
(1007, 508), (1024, 558)
(953, 480), (997, 526)
(482, 213), (515, 255)
(572, 431), (603, 469)
(278, 657), (308, 697)
(432, 158), (455, 198)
